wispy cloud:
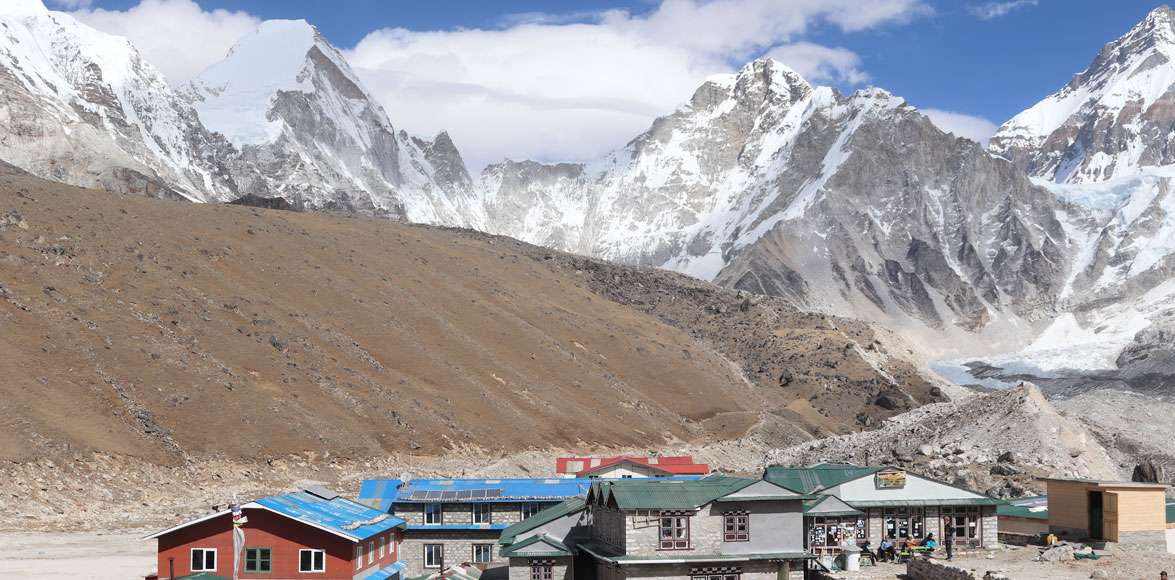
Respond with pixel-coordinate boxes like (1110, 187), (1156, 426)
(920, 108), (998, 146)
(969, 0), (1037, 20)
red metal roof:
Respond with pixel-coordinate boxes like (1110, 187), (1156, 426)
(555, 455), (710, 476)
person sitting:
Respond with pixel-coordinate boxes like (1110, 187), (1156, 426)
(878, 538), (896, 562)
(860, 541), (878, 566)
(923, 533), (938, 550)
(904, 536), (921, 549)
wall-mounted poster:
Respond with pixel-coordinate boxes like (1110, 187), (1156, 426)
(876, 469), (906, 489)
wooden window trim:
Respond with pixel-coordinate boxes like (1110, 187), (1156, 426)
(244, 547), (272, 573)
(472, 543), (494, 564)
(723, 512), (750, 542)
(658, 511), (691, 550)
(530, 561), (554, 580)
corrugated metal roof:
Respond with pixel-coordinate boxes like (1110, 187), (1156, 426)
(404, 523), (509, 531)
(366, 561), (409, 580)
(593, 475), (759, 509)
(254, 491), (406, 541)
(803, 495), (862, 517)
(764, 464), (882, 494)
(499, 498), (587, 544)
(499, 534), (572, 557)
(360, 478), (593, 507)
(997, 504), (1048, 520)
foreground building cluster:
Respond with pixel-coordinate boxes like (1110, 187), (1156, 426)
(148, 458), (1033, 580)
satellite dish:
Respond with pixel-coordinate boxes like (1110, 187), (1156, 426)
(400, 471), (414, 487)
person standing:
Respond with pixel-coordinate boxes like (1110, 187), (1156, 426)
(942, 517), (954, 561)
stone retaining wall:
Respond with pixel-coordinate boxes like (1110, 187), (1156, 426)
(906, 556), (1011, 580)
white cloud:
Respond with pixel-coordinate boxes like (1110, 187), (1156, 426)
(346, 0), (929, 170)
(968, 1), (1037, 20)
(766, 42), (867, 84)
(68, 0), (260, 83)
(920, 108), (998, 146)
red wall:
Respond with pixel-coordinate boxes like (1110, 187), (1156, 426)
(156, 508), (402, 579)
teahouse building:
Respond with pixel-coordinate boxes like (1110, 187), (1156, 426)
(497, 475), (814, 580)
(555, 456), (711, 479)
(359, 478), (593, 576)
(765, 464), (1002, 553)
(146, 486), (407, 580)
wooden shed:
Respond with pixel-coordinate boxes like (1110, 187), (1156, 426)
(1043, 478), (1169, 550)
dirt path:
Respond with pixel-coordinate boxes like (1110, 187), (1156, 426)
(0, 530), (155, 580)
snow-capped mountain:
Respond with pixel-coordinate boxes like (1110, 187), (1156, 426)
(962, 5), (1175, 384)
(468, 59), (1069, 349)
(185, 20), (470, 220)
(0, 1), (467, 220)
(0, 0), (234, 199)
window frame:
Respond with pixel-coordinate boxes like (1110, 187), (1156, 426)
(367, 541), (375, 565)
(423, 543), (445, 569)
(379, 535), (386, 559)
(658, 511), (691, 550)
(424, 503), (444, 525)
(723, 511), (750, 542)
(473, 503), (493, 524)
(299, 548), (326, 573)
(355, 545), (363, 570)
(191, 548), (217, 572)
(244, 547), (272, 573)
(520, 503), (544, 520)
(529, 561), (554, 580)
(472, 543), (494, 564)
(691, 574), (739, 580)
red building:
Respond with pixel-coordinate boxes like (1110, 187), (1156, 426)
(554, 455), (710, 478)
(146, 486), (407, 580)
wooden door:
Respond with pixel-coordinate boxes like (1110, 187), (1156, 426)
(1104, 492), (1120, 542)
(1088, 491), (1103, 539)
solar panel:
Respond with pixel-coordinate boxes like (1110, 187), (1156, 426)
(411, 491), (430, 500)
(472, 489), (487, 498)
(457, 490), (474, 500)
(485, 489), (502, 498)
(441, 491), (458, 500)
(426, 490), (443, 500)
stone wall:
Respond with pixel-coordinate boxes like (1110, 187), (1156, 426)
(1118, 529), (1169, 551)
(395, 502), (533, 526)
(508, 557), (573, 580)
(906, 557), (980, 580)
(622, 559), (783, 580)
(400, 531), (502, 576)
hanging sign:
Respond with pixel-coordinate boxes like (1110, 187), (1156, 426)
(876, 469), (907, 489)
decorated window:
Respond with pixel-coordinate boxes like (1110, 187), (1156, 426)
(723, 512), (749, 542)
(530, 561), (554, 580)
(659, 511), (691, 550)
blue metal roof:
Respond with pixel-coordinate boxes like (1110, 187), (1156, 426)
(254, 491), (406, 541)
(366, 560), (408, 580)
(359, 478), (594, 508)
(404, 523), (510, 531)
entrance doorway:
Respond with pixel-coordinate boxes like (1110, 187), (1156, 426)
(1088, 491), (1103, 540)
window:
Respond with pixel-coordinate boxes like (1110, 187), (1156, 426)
(692, 575), (739, 580)
(723, 512), (749, 542)
(883, 507), (925, 539)
(521, 503), (544, 519)
(472, 543), (493, 564)
(191, 548), (216, 572)
(530, 561), (553, 580)
(379, 536), (386, 558)
(425, 503), (443, 525)
(299, 549), (325, 573)
(473, 503), (492, 524)
(659, 511), (690, 550)
(367, 541), (375, 565)
(355, 545), (363, 570)
(942, 506), (981, 540)
(424, 544), (444, 569)
(244, 548), (271, 573)
(809, 516), (863, 548)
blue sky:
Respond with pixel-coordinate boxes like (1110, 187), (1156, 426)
(60, 0), (1166, 168)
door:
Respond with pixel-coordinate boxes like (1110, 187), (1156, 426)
(1103, 492), (1120, 542)
(1088, 491), (1103, 540)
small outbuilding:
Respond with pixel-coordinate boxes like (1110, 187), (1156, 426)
(1043, 478), (1169, 550)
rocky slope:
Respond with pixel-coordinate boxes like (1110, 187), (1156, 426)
(0, 161), (938, 467)
(766, 383), (1122, 498)
(470, 59), (1070, 355)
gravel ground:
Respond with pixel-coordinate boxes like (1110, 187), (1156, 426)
(0, 530), (155, 580)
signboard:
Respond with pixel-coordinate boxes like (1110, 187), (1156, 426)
(875, 469), (906, 489)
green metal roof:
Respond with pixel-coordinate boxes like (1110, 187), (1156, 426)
(764, 464), (882, 494)
(499, 498), (586, 545)
(997, 503), (1048, 520)
(1167, 501), (1175, 524)
(593, 475), (758, 510)
(847, 498), (1002, 507)
(499, 534), (572, 558)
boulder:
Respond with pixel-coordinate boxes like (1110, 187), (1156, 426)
(991, 463), (1019, 476)
(1132, 460), (1165, 484)
(997, 451), (1015, 463)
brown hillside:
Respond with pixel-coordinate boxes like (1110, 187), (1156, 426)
(0, 162), (937, 465)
